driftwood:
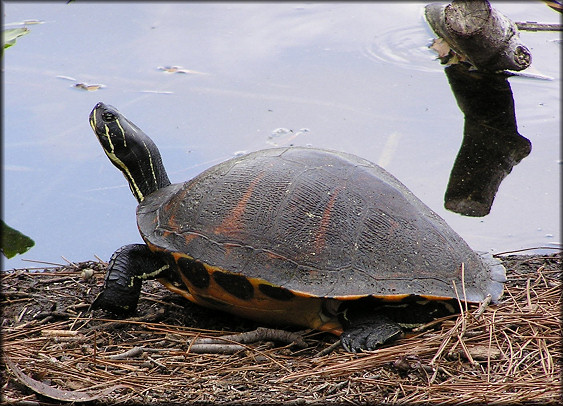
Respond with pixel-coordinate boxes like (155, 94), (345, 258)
(425, 0), (531, 71)
(515, 22), (563, 32)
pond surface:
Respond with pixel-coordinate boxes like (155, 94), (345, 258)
(3, 2), (561, 270)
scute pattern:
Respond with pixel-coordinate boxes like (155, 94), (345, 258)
(138, 147), (504, 303)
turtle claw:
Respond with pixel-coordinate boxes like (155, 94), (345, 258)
(90, 287), (139, 316)
(341, 314), (403, 352)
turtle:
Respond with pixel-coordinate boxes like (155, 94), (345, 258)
(89, 102), (506, 352)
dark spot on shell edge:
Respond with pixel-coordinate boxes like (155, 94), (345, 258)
(213, 271), (254, 301)
(258, 284), (295, 301)
(177, 257), (210, 289)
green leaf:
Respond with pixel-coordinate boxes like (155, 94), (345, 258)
(1, 220), (35, 259)
(3, 27), (30, 50)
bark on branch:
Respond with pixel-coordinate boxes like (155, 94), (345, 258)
(425, 0), (531, 71)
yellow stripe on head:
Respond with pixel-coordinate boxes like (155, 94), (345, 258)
(115, 119), (126, 147)
(100, 122), (146, 202)
(142, 138), (158, 188)
(89, 114), (97, 132)
(89, 102), (171, 203)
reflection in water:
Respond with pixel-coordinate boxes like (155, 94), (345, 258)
(443, 64), (531, 217)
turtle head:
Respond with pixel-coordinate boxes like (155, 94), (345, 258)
(90, 102), (171, 202)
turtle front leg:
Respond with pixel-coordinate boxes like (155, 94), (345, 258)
(91, 244), (170, 315)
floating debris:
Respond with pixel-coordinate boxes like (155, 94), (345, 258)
(156, 65), (207, 75)
(3, 19), (45, 51)
(139, 90), (174, 94)
(3, 19), (44, 27)
(74, 82), (105, 91)
(269, 128), (293, 138)
(56, 75), (106, 91)
(429, 38), (467, 65)
(267, 128), (309, 147)
(21, 19), (44, 25)
(295, 128), (310, 136)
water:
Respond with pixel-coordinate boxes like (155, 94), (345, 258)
(3, 2), (560, 270)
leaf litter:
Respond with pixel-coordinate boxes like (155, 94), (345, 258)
(2, 253), (561, 404)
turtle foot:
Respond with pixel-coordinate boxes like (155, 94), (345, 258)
(340, 314), (403, 352)
(91, 288), (138, 316)
(90, 244), (151, 315)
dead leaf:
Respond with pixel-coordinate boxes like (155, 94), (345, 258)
(429, 37), (467, 65)
(430, 38), (452, 58)
(5, 358), (123, 402)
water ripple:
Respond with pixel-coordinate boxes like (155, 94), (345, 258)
(362, 24), (443, 74)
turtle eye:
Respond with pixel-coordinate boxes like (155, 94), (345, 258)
(102, 111), (117, 122)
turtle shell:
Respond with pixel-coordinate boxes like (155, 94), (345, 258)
(138, 147), (505, 330)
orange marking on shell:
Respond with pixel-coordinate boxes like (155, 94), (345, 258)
(158, 277), (195, 302)
(375, 294), (411, 301)
(214, 172), (266, 237)
(166, 213), (176, 226)
(182, 233), (199, 246)
(420, 294), (456, 301)
(316, 321), (344, 336)
(314, 188), (340, 253)
(160, 256), (344, 334)
(171, 251), (186, 263)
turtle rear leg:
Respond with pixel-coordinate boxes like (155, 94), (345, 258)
(340, 311), (404, 353)
(91, 244), (170, 316)
(339, 299), (459, 352)
(340, 314), (403, 352)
